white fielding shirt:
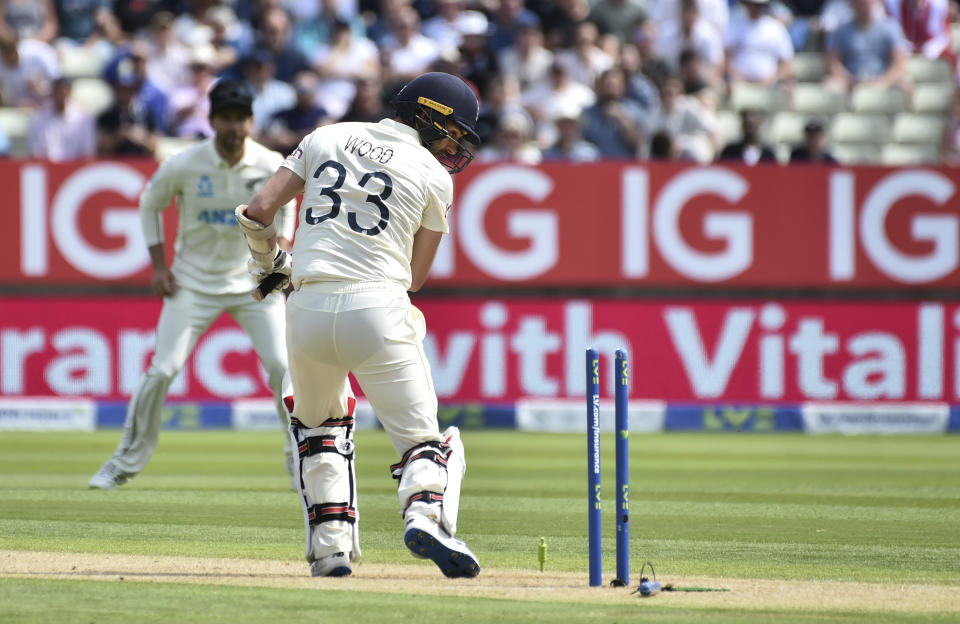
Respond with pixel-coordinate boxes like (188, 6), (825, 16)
(282, 118), (452, 290)
(140, 137), (296, 295)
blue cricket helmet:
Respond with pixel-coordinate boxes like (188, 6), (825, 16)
(392, 72), (480, 174)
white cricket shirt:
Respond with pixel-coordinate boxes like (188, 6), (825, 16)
(281, 118), (452, 291)
(140, 137), (296, 295)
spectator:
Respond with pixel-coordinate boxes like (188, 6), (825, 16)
(311, 19), (380, 120)
(717, 108), (778, 164)
(140, 11), (191, 94)
(884, 0), (952, 61)
(167, 45), (219, 138)
(542, 101), (600, 161)
(557, 21), (615, 87)
(619, 42), (662, 116)
(380, 5), (441, 83)
(262, 71), (329, 154)
(203, 5), (251, 77)
(478, 109), (543, 163)
(257, 6), (311, 82)
(535, 0), (592, 49)
(724, 0), (794, 85)
(422, 0), (473, 50)
(522, 60), (596, 128)
(52, 0), (121, 48)
(29, 77), (95, 161)
(785, 0), (828, 51)
(364, 0), (413, 46)
(650, 0), (730, 43)
(498, 21), (554, 93)
(455, 10), (499, 97)
(95, 70), (164, 156)
(632, 17), (673, 88)
(1, 0), (57, 43)
(941, 87), (960, 164)
(649, 129), (679, 158)
(825, 0), (909, 91)
(587, 0), (647, 44)
(488, 0), (541, 52)
(340, 75), (391, 122)
(790, 116), (838, 163)
(650, 76), (718, 161)
(103, 41), (169, 133)
(581, 66), (647, 158)
(113, 0), (176, 38)
(679, 48), (720, 103)
(475, 73), (525, 144)
(242, 51), (296, 133)
(0, 28), (58, 106)
(294, 0), (367, 58)
(657, 0), (724, 83)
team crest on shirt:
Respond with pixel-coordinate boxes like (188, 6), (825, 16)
(197, 175), (214, 198)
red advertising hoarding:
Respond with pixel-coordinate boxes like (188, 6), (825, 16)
(1, 160), (958, 289)
(2, 298), (956, 404)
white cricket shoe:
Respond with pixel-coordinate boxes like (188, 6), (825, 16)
(309, 552), (352, 577)
(88, 461), (130, 490)
(404, 515), (480, 578)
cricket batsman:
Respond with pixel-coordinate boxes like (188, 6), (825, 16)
(234, 72), (482, 578)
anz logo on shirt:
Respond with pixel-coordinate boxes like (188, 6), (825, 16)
(197, 175), (214, 198)
(197, 209), (239, 226)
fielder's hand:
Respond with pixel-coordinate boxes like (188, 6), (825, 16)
(248, 250), (292, 301)
(152, 265), (178, 297)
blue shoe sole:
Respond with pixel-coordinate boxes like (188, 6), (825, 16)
(404, 527), (480, 578)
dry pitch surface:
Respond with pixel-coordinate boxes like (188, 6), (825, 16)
(3, 550), (959, 614)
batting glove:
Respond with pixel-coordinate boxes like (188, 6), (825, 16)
(248, 250), (292, 301)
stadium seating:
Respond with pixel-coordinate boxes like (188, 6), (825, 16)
(0, 107), (32, 157)
(906, 56), (953, 84)
(850, 84), (909, 114)
(792, 83), (847, 116)
(831, 142), (882, 164)
(60, 47), (108, 80)
(881, 142), (941, 165)
(715, 109), (743, 145)
(729, 83), (785, 113)
(913, 83), (954, 113)
(891, 113), (946, 144)
(70, 78), (114, 116)
(769, 111), (807, 146)
(830, 112), (891, 144)
(793, 52), (827, 83)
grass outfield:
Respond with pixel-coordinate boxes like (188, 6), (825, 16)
(1, 430), (959, 623)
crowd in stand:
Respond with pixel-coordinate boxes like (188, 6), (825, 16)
(1, 0), (959, 164)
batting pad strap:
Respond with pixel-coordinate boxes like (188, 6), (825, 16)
(390, 441), (448, 480)
(298, 435), (355, 459)
(403, 491), (444, 515)
(308, 502), (357, 525)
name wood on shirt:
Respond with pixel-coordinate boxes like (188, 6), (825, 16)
(342, 135), (394, 164)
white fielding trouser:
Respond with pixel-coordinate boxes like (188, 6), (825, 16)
(108, 287), (289, 474)
(285, 281), (442, 454)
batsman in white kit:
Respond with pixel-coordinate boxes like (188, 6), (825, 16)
(236, 72), (481, 578)
(89, 80), (297, 489)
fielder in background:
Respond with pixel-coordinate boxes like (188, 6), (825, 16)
(235, 72), (482, 579)
(89, 80), (298, 490)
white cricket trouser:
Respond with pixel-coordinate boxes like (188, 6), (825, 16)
(108, 287), (289, 474)
(285, 281), (442, 454)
